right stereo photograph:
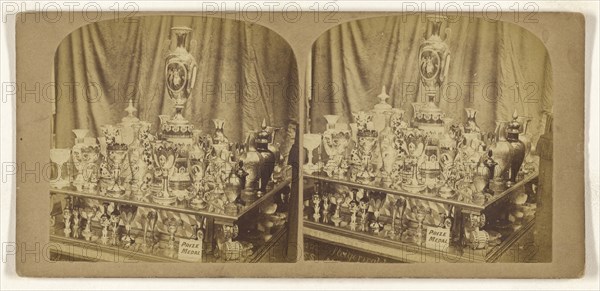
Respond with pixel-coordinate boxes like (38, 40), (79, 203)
(302, 15), (553, 263)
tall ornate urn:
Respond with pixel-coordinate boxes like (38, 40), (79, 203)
(161, 27), (198, 144)
(412, 15), (451, 136)
(419, 15), (451, 97)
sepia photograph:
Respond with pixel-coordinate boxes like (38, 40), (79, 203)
(47, 15), (299, 263)
(10, 6), (589, 280)
(303, 14), (553, 263)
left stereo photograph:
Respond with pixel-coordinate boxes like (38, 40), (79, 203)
(46, 16), (299, 263)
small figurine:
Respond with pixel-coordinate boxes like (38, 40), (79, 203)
(348, 199), (359, 231)
(72, 207), (81, 239)
(331, 194), (344, 227)
(311, 194), (321, 223)
(464, 213), (489, 250)
(99, 203), (111, 245)
(335, 158), (350, 180)
(483, 150), (498, 195)
(359, 193), (369, 232)
(63, 206), (72, 238)
(321, 193), (330, 224)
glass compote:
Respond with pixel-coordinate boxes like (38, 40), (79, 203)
(401, 129), (429, 193)
(71, 129), (89, 191)
(150, 141), (179, 205)
(106, 145), (129, 197)
(332, 127), (351, 179)
(81, 138), (100, 191)
(303, 133), (322, 174)
(50, 148), (71, 189)
(322, 115), (340, 175)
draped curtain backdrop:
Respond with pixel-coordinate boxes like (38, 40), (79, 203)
(54, 16), (298, 147)
(308, 15), (552, 144)
(52, 16), (299, 261)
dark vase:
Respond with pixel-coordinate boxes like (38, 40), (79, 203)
(489, 120), (513, 192)
(240, 131), (264, 203)
(256, 120), (275, 194)
(506, 111), (526, 187)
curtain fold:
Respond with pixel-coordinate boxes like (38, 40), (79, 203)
(308, 15), (552, 146)
(53, 16), (298, 148)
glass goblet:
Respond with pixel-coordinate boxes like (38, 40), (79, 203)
(164, 217), (183, 250)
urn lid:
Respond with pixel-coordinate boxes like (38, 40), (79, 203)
(412, 94), (445, 125)
(506, 110), (521, 135)
(373, 86), (392, 112)
(256, 119), (271, 145)
(121, 99), (140, 126)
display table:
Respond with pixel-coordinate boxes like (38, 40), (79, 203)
(49, 179), (291, 263)
(303, 173), (538, 263)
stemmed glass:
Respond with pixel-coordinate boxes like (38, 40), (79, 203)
(164, 217), (183, 250)
(368, 191), (386, 234)
(303, 133), (322, 174)
(331, 194), (345, 227)
(62, 197), (72, 237)
(109, 204), (121, 246)
(119, 204), (138, 247)
(414, 206), (430, 246)
(358, 193), (369, 232)
(81, 206), (99, 241)
(50, 149), (71, 189)
(387, 196), (407, 239)
(348, 189), (359, 231)
(142, 210), (158, 253)
(99, 202), (111, 245)
(311, 194), (321, 222)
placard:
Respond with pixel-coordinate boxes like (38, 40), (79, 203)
(425, 227), (450, 251)
(178, 239), (203, 263)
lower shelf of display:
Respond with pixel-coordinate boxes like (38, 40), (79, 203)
(49, 227), (287, 263)
(303, 173), (538, 212)
(303, 218), (535, 263)
(50, 179), (291, 223)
